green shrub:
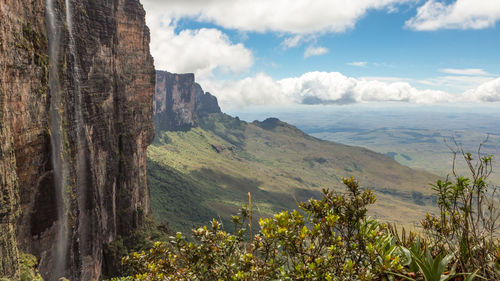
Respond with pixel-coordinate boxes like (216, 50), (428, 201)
(118, 177), (406, 280)
(103, 215), (171, 278)
(19, 253), (43, 281)
(421, 141), (499, 279)
(112, 144), (500, 280)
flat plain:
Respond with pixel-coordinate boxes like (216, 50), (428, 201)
(229, 105), (500, 186)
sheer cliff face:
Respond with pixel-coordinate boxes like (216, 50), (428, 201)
(1, 0), (48, 278)
(0, 0), (154, 280)
(154, 71), (221, 131)
(154, 71), (199, 131)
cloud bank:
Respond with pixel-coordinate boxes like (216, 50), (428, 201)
(406, 0), (500, 31)
(142, 0), (500, 35)
(463, 78), (500, 102)
(142, 0), (408, 34)
(201, 72), (500, 107)
(147, 16), (253, 78)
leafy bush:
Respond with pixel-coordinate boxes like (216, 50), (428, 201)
(103, 215), (171, 278)
(19, 253), (43, 281)
(116, 177), (406, 280)
(110, 144), (500, 281)
(420, 140), (500, 279)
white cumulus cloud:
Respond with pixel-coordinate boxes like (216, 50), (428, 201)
(200, 73), (293, 107)
(202, 71), (486, 108)
(406, 0), (500, 31)
(462, 78), (500, 102)
(201, 72), (500, 108)
(147, 16), (253, 78)
(142, 0), (408, 34)
(304, 46), (329, 58)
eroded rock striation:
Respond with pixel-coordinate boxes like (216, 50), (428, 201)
(0, 0), (154, 280)
(154, 70), (221, 131)
(1, 1), (48, 278)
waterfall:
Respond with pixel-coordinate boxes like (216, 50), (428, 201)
(46, 0), (69, 278)
(45, 0), (89, 277)
(65, 0), (90, 266)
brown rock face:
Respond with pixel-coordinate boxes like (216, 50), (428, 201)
(0, 0), (154, 280)
(154, 70), (221, 132)
(154, 71), (199, 131)
(1, 0), (48, 278)
(196, 89), (221, 117)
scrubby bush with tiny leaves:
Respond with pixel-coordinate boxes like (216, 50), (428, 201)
(115, 177), (406, 281)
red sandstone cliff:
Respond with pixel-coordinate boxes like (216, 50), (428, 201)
(154, 71), (199, 131)
(0, 0), (155, 280)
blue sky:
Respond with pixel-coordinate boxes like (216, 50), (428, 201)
(141, 0), (500, 108)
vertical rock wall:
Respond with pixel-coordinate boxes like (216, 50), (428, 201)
(154, 70), (221, 132)
(0, 93), (21, 279)
(0, 0), (155, 279)
(154, 71), (199, 131)
(68, 0), (155, 278)
(1, 0), (48, 277)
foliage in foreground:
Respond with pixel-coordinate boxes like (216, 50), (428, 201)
(116, 177), (405, 281)
(418, 139), (500, 279)
(0, 253), (43, 281)
(112, 145), (499, 281)
(103, 215), (171, 278)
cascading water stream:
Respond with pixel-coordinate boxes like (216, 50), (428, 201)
(46, 0), (88, 277)
(65, 0), (90, 272)
(46, 0), (69, 278)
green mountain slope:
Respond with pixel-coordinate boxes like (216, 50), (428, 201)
(148, 113), (440, 234)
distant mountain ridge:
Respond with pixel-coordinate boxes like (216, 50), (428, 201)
(149, 71), (440, 234)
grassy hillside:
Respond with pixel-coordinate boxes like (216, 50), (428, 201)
(148, 113), (440, 234)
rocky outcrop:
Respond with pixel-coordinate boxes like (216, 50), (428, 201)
(154, 70), (221, 131)
(0, 0), (154, 280)
(196, 90), (221, 117)
(154, 71), (198, 131)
